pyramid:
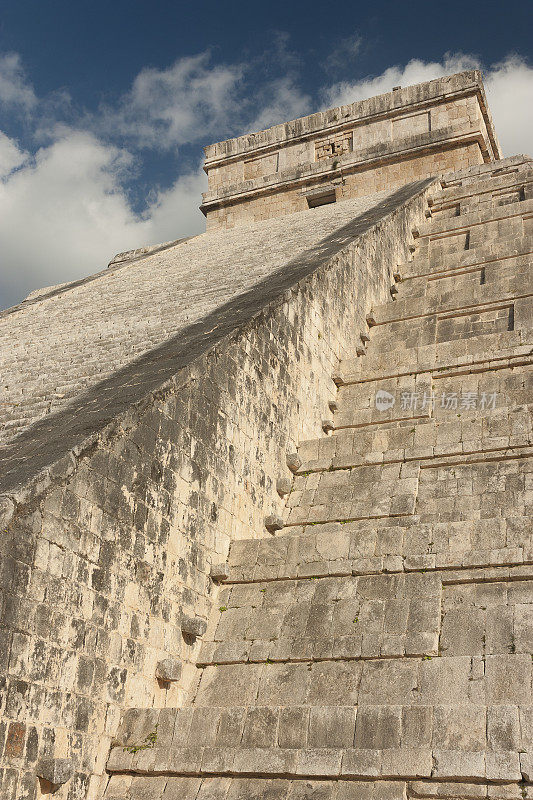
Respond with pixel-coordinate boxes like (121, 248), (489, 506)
(0, 72), (531, 800)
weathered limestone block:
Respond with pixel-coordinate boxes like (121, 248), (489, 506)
(210, 563), (230, 581)
(181, 615), (207, 638)
(0, 496), (14, 528)
(520, 752), (532, 781)
(155, 658), (182, 682)
(36, 758), (72, 787)
(286, 453), (302, 473)
(276, 477), (292, 497)
(265, 514), (284, 533)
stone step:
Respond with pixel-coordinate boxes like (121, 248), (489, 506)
(429, 156), (532, 201)
(111, 698), (531, 760)
(412, 212), (532, 263)
(398, 252), (531, 299)
(405, 233), (533, 275)
(227, 522), (532, 583)
(103, 774), (533, 800)
(393, 239), (532, 286)
(339, 339), (532, 385)
(296, 412), (532, 476)
(362, 297), (530, 355)
(188, 656), (531, 737)
(415, 196), (533, 240)
(284, 448), (533, 528)
(429, 180), (533, 221)
(284, 460), (420, 526)
(198, 571), (442, 666)
(429, 173), (533, 220)
(105, 696), (528, 783)
(196, 570), (533, 668)
(370, 263), (531, 325)
(329, 365), (532, 432)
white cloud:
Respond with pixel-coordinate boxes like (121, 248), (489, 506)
(0, 132), (27, 178)
(323, 34), (363, 72)
(322, 53), (480, 107)
(98, 47), (312, 152)
(322, 53), (533, 158)
(483, 56), (533, 157)
(0, 129), (206, 308)
(0, 47), (312, 309)
(247, 76), (311, 133)
(0, 53), (37, 111)
(99, 52), (244, 150)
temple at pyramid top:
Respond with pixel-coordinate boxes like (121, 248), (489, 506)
(201, 70), (501, 229)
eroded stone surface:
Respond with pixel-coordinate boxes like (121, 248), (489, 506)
(0, 73), (530, 800)
(105, 154), (533, 798)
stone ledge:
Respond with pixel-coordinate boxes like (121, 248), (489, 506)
(417, 196), (533, 238)
(226, 531), (533, 584)
(430, 161), (533, 205)
(107, 237), (192, 268)
(338, 342), (533, 385)
(107, 745), (524, 783)
(103, 774), (533, 800)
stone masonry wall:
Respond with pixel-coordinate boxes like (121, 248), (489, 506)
(202, 72), (500, 230)
(0, 182), (433, 800)
(206, 142), (483, 231)
(103, 154), (533, 800)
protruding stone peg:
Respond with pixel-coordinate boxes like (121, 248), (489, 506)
(264, 514), (284, 534)
(286, 453), (301, 473)
(408, 243), (417, 253)
(356, 346), (366, 357)
(412, 228), (420, 238)
(390, 284), (399, 296)
(393, 271), (402, 282)
(360, 332), (370, 343)
(276, 477), (292, 498)
(366, 313), (376, 327)
(210, 563), (229, 582)
(156, 658), (182, 682)
(322, 419), (334, 434)
(37, 759), (72, 789)
(332, 373), (344, 387)
(181, 615), (207, 638)
(328, 399), (338, 413)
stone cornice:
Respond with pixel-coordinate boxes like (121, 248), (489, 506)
(203, 71), (501, 170)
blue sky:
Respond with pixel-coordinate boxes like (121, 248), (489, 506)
(0, 0), (532, 309)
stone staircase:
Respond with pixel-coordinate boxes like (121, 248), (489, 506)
(103, 158), (533, 800)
